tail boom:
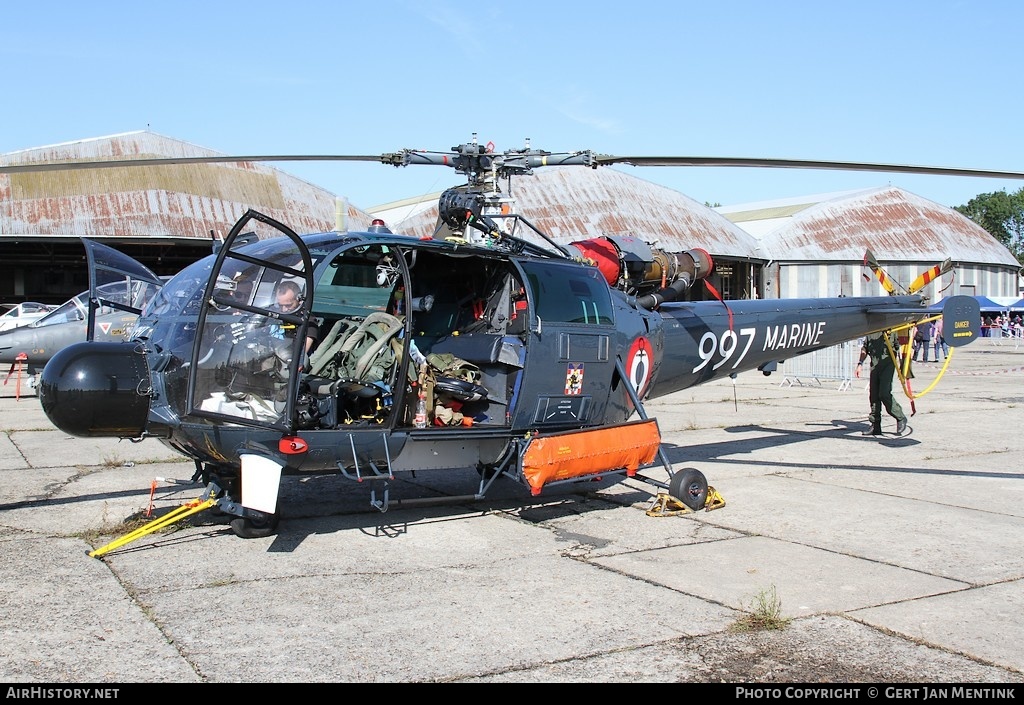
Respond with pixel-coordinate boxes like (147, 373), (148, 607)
(648, 295), (926, 399)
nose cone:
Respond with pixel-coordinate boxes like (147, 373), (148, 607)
(39, 342), (152, 438)
(0, 324), (33, 355)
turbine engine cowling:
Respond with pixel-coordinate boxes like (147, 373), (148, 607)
(568, 235), (713, 309)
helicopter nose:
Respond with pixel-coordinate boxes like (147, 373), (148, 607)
(38, 342), (152, 438)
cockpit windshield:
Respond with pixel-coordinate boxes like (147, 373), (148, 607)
(34, 279), (162, 329)
(33, 296), (87, 326)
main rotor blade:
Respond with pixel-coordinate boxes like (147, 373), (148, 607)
(0, 154), (386, 175)
(593, 155), (1024, 181)
(2, 149), (1022, 182)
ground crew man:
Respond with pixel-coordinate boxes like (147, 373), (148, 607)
(856, 331), (908, 436)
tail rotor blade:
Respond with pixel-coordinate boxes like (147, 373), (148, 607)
(907, 259), (953, 295)
(862, 248), (898, 295)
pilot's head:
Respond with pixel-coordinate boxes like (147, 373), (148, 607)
(275, 280), (302, 312)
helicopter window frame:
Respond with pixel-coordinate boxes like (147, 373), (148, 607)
(313, 245), (401, 318)
(186, 209), (318, 434)
(520, 260), (614, 326)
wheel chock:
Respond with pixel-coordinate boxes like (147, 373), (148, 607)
(646, 492), (690, 517)
(646, 486), (726, 517)
(705, 486), (726, 511)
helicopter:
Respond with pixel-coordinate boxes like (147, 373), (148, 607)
(6, 137), (1013, 552)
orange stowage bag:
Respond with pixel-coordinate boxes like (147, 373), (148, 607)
(521, 419), (661, 495)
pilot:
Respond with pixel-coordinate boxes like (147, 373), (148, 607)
(271, 280), (319, 361)
(274, 280), (301, 313)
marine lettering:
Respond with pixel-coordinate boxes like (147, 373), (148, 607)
(763, 321), (825, 351)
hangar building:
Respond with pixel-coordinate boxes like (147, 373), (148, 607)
(372, 169), (1021, 305)
(718, 188), (1022, 303)
(371, 166), (764, 301)
(2, 132), (1020, 307)
(0, 132), (373, 303)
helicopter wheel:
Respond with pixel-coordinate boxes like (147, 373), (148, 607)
(669, 467), (708, 512)
(229, 510), (280, 539)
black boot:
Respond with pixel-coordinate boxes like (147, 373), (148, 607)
(896, 418), (907, 436)
(862, 425), (882, 436)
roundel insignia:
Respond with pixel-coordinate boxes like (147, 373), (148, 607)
(626, 336), (653, 398)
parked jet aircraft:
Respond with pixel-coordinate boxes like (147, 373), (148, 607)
(0, 242), (163, 378)
(0, 302), (56, 333)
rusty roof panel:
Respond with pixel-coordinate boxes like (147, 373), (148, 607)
(0, 132), (375, 239)
(757, 187), (1019, 266)
(5, 134), (1016, 274)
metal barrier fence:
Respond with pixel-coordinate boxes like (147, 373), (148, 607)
(985, 327), (1023, 350)
(779, 341), (857, 391)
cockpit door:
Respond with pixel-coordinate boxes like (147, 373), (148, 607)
(509, 260), (618, 430)
(81, 238), (164, 342)
(187, 210), (315, 433)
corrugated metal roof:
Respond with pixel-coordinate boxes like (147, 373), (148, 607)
(0, 131), (376, 240)
(3, 134), (1016, 273)
(376, 166), (760, 258)
(744, 187), (1020, 266)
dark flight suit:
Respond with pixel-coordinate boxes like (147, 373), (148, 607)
(858, 332), (908, 436)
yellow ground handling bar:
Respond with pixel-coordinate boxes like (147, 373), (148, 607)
(89, 497), (217, 558)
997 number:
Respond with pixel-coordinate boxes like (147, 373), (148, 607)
(692, 327), (756, 372)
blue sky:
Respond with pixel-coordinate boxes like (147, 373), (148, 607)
(3, 1), (1022, 211)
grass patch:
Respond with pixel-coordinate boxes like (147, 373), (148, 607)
(208, 576), (238, 587)
(729, 585), (792, 632)
(76, 512), (153, 546)
(99, 455), (186, 468)
(75, 502), (181, 547)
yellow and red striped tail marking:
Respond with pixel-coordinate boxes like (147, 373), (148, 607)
(870, 267), (897, 294)
(907, 258), (952, 295)
(863, 248), (897, 295)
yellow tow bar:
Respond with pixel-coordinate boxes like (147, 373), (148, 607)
(646, 486), (726, 517)
(89, 497), (217, 558)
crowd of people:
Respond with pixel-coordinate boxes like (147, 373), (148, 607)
(911, 318), (948, 363)
(907, 311), (1024, 359)
(981, 313), (1024, 338)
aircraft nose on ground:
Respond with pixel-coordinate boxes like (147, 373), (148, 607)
(0, 329), (19, 350)
(38, 342), (152, 438)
